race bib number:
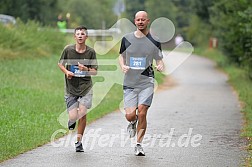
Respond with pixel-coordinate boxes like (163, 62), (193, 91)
(70, 65), (86, 77)
(129, 57), (146, 70)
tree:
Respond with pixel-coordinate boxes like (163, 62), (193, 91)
(172, 0), (192, 28)
(190, 0), (214, 24)
(145, 0), (177, 25)
(237, 6), (252, 77)
(58, 0), (117, 29)
(0, 0), (59, 25)
(174, 0), (214, 46)
(210, 0), (252, 65)
(125, 0), (145, 22)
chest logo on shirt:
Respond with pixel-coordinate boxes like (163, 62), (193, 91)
(129, 57), (146, 70)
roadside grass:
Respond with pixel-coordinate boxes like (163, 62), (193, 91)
(0, 21), (67, 161)
(0, 56), (65, 161)
(194, 47), (252, 164)
(0, 20), (66, 60)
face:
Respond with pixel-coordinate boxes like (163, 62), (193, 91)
(74, 29), (87, 44)
(134, 12), (150, 31)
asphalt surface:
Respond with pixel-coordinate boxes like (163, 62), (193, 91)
(1, 52), (248, 167)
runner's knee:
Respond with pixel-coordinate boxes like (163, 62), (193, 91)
(137, 111), (147, 120)
(125, 113), (136, 122)
(69, 109), (78, 121)
(138, 105), (149, 112)
(137, 105), (148, 119)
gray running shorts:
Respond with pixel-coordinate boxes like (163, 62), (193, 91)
(123, 86), (154, 109)
(64, 89), (93, 112)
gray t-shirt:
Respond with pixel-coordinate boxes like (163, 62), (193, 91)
(59, 44), (98, 96)
(119, 32), (163, 89)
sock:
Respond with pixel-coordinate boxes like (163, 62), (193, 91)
(69, 120), (76, 124)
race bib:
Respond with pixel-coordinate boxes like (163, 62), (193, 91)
(129, 57), (146, 70)
(70, 65), (86, 77)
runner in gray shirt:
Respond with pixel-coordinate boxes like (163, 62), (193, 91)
(119, 11), (164, 156)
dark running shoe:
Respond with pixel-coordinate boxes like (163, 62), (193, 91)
(68, 120), (76, 130)
(75, 141), (84, 152)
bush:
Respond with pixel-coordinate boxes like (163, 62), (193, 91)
(209, 0), (252, 78)
(0, 19), (66, 59)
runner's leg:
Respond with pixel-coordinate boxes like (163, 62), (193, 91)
(77, 104), (87, 142)
(136, 104), (149, 143)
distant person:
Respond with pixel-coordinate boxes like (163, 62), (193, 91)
(65, 13), (71, 29)
(175, 34), (184, 46)
(119, 11), (164, 156)
(57, 14), (67, 33)
(58, 26), (98, 152)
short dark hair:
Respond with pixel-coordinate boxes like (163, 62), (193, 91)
(74, 25), (88, 35)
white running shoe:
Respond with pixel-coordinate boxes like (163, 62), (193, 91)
(127, 118), (138, 138)
(135, 144), (145, 156)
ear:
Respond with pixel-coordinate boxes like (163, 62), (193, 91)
(134, 18), (137, 25)
(147, 18), (150, 24)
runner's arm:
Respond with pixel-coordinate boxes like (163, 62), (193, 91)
(119, 54), (129, 73)
(58, 63), (74, 79)
(155, 59), (164, 72)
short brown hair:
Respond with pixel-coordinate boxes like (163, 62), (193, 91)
(74, 25), (88, 35)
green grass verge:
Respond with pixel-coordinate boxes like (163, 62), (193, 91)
(0, 56), (65, 161)
(194, 47), (252, 165)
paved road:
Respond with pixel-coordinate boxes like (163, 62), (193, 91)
(1, 52), (248, 167)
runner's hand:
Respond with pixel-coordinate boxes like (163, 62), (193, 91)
(66, 71), (74, 79)
(78, 62), (88, 71)
(155, 64), (164, 72)
(121, 65), (130, 73)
